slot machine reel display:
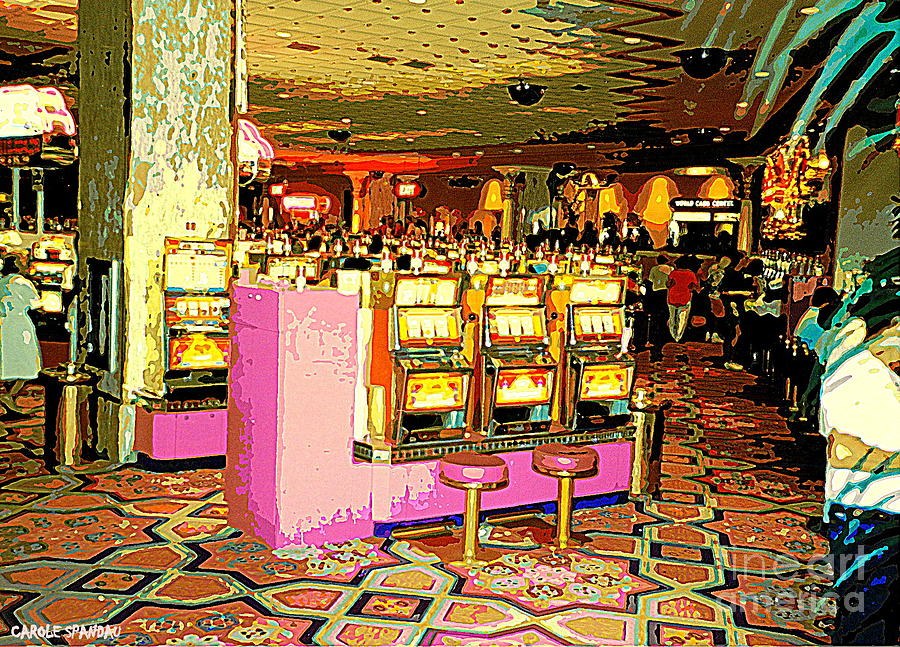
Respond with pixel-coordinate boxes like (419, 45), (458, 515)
(481, 275), (557, 437)
(163, 238), (232, 411)
(563, 276), (635, 430)
(376, 274), (473, 452)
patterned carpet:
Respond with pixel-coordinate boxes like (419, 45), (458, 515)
(0, 343), (833, 646)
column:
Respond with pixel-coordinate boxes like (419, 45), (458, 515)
(493, 165), (552, 242)
(78, 0), (237, 461)
(343, 171), (371, 233)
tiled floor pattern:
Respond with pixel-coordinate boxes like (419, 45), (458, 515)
(0, 343), (831, 645)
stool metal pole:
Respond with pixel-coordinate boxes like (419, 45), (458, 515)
(453, 484), (487, 568)
(556, 474), (574, 549)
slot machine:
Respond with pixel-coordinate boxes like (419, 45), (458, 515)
(370, 274), (473, 451)
(266, 254), (325, 285)
(163, 238), (232, 411)
(562, 276), (635, 430)
(480, 275), (558, 436)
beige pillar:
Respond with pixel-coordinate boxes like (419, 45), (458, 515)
(78, 0), (237, 460)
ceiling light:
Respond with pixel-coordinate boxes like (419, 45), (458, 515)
(799, 6), (819, 14)
(513, 148), (522, 153)
(683, 166), (716, 176)
(277, 93), (290, 98)
(409, 0), (426, 3)
(474, 151), (484, 156)
(276, 31), (292, 38)
(712, 136), (724, 142)
(736, 101), (749, 108)
(754, 70), (770, 78)
(405, 137), (415, 142)
(341, 117), (352, 123)
(416, 109), (427, 115)
(473, 133), (482, 137)
(719, 126), (731, 132)
(586, 144), (596, 149)
(452, 152), (461, 158)
(623, 37), (641, 44)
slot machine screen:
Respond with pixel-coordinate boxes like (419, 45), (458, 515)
(394, 276), (459, 306)
(485, 276), (544, 306)
(570, 277), (625, 305)
(496, 368), (553, 405)
(487, 307), (546, 344)
(168, 333), (230, 370)
(164, 238), (232, 293)
(165, 295), (230, 330)
(573, 307), (624, 342)
(397, 308), (462, 346)
(404, 372), (467, 411)
(579, 363), (633, 400)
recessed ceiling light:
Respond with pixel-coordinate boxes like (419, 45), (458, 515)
(341, 117), (352, 123)
(276, 31), (291, 38)
(513, 148), (522, 153)
(408, 0), (426, 4)
(799, 6), (819, 14)
(405, 137), (415, 142)
(474, 151), (484, 156)
(586, 144), (596, 149)
(719, 126), (731, 132)
(473, 133), (482, 137)
(755, 70), (770, 78)
(623, 37), (641, 44)
(713, 136), (724, 142)
(736, 101), (749, 108)
(416, 109), (427, 115)
(452, 152), (461, 157)
(277, 93), (290, 98)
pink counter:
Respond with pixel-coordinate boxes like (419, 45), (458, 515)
(226, 283), (632, 548)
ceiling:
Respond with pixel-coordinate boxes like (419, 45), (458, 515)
(243, 0), (829, 152)
(0, 0), (893, 159)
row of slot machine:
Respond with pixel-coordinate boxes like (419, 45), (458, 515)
(356, 270), (635, 463)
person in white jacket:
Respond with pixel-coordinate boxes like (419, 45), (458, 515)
(817, 250), (899, 646)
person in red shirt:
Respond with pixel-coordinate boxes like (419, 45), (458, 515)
(666, 255), (701, 343)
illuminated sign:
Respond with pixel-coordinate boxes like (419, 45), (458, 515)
(395, 276), (459, 306)
(579, 363), (633, 400)
(393, 182), (422, 199)
(269, 183), (287, 196)
(496, 368), (553, 406)
(569, 277), (625, 305)
(0, 85), (76, 138)
(405, 372), (466, 411)
(670, 198), (740, 212)
(485, 276), (544, 306)
(283, 195), (317, 211)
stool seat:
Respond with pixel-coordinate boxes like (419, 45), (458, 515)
(532, 443), (598, 477)
(440, 451), (508, 488)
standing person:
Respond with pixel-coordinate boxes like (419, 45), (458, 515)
(665, 255), (700, 343)
(703, 254), (732, 342)
(718, 251), (753, 368)
(0, 255), (42, 420)
(729, 258), (768, 370)
(646, 254), (673, 360)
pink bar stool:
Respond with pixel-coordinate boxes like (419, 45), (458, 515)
(439, 451), (509, 568)
(532, 443), (598, 549)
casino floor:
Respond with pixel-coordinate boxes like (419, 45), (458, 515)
(0, 342), (833, 646)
